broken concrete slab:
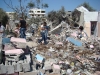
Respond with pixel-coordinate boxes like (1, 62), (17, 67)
(10, 37), (26, 43)
(6, 65), (14, 74)
(0, 64), (6, 74)
(4, 49), (24, 55)
(22, 63), (30, 72)
(52, 64), (60, 74)
(26, 42), (38, 48)
(19, 71), (39, 75)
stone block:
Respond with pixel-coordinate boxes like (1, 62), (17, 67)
(14, 63), (22, 72)
(5, 49), (24, 55)
(19, 71), (38, 75)
(47, 73), (60, 75)
(0, 64), (6, 74)
(22, 63), (30, 72)
(52, 64), (60, 74)
(26, 42), (37, 48)
(6, 65), (14, 74)
(10, 37), (26, 43)
(25, 54), (31, 63)
(44, 65), (52, 70)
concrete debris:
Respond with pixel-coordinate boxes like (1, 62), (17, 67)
(0, 21), (100, 75)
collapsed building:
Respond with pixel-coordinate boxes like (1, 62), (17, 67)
(0, 7), (100, 75)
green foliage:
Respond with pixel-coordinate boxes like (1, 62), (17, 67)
(36, 0), (41, 8)
(28, 2), (35, 8)
(72, 10), (81, 22)
(47, 6), (66, 26)
(0, 8), (9, 27)
(80, 2), (96, 11)
(42, 3), (48, 8)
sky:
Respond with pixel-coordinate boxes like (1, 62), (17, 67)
(0, 0), (100, 14)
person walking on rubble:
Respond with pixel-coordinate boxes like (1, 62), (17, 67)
(43, 22), (50, 40)
(38, 25), (48, 45)
(19, 17), (26, 38)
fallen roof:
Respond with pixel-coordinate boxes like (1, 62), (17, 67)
(76, 6), (89, 12)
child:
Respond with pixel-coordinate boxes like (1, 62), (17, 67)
(14, 23), (20, 37)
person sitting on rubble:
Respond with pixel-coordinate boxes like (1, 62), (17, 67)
(77, 26), (88, 40)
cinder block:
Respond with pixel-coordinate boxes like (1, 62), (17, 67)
(19, 71), (38, 75)
(47, 73), (60, 75)
(22, 63), (30, 72)
(0, 64), (6, 74)
(25, 55), (31, 63)
(6, 65), (14, 74)
(44, 65), (52, 70)
(52, 64), (60, 74)
(8, 72), (19, 75)
(14, 63), (22, 72)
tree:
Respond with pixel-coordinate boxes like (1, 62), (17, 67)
(80, 2), (96, 11)
(42, 3), (48, 9)
(3, 0), (29, 19)
(36, 0), (41, 8)
(0, 8), (9, 27)
(47, 6), (66, 26)
(28, 2), (35, 9)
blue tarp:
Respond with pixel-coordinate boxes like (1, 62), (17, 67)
(35, 54), (44, 62)
(67, 37), (82, 47)
(2, 38), (11, 45)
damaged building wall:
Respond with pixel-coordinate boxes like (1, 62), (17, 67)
(84, 12), (98, 37)
(97, 11), (100, 37)
(78, 12), (84, 26)
(84, 22), (91, 37)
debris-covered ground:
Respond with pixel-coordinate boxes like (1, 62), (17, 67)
(0, 22), (100, 75)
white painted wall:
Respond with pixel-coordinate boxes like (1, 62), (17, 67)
(29, 8), (46, 17)
(84, 12), (98, 22)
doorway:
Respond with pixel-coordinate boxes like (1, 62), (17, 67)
(91, 21), (97, 35)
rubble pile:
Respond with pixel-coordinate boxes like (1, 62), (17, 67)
(0, 23), (100, 75)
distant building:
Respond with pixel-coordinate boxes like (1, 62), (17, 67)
(29, 8), (46, 18)
(66, 11), (72, 18)
(6, 12), (16, 20)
